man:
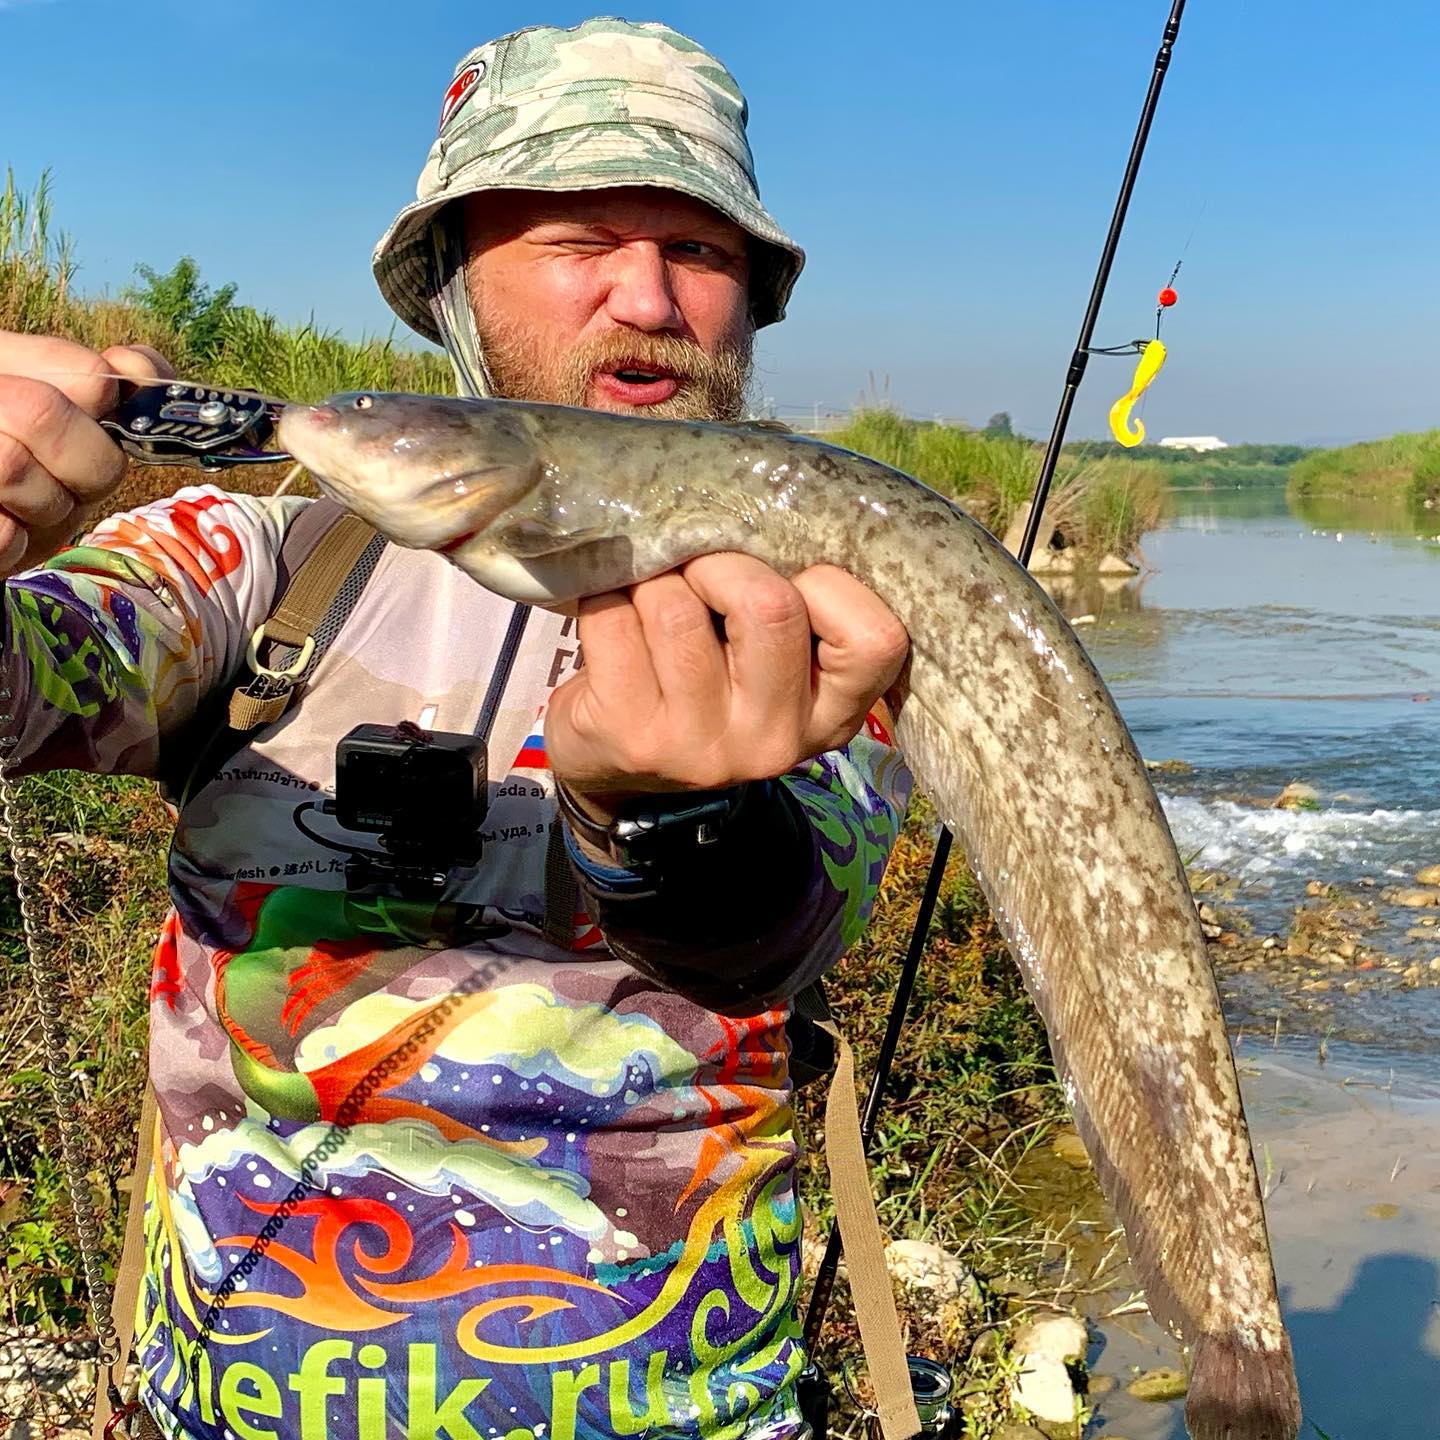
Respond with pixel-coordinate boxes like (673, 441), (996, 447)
(0, 19), (911, 1440)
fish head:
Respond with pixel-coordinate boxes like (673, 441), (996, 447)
(275, 393), (544, 551)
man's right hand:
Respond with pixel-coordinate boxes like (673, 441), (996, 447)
(0, 331), (174, 578)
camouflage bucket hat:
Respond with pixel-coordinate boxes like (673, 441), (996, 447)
(373, 16), (805, 347)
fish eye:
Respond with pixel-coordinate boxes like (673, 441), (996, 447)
(353, 395), (374, 411)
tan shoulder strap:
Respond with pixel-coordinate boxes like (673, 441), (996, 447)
(228, 512), (380, 735)
(818, 1018), (922, 1440)
(261, 512), (379, 649)
(92, 1081), (158, 1440)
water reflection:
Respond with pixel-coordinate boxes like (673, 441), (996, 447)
(1036, 568), (1147, 622)
(1291, 488), (1440, 539)
(1169, 482), (1298, 524)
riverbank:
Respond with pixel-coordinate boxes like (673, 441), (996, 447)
(1288, 429), (1440, 510)
(829, 410), (1168, 564)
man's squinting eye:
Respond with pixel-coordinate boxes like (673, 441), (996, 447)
(668, 238), (736, 264)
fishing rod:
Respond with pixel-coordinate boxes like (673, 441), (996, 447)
(804, 0), (1189, 1354)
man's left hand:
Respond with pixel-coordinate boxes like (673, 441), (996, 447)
(544, 554), (909, 807)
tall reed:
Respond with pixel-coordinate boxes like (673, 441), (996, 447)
(830, 409), (1167, 558)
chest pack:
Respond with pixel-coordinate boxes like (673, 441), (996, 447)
(92, 498), (922, 1440)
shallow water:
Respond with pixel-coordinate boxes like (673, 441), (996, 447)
(1081, 485), (1440, 1049)
(1080, 1047), (1440, 1439)
(1060, 486), (1440, 1436)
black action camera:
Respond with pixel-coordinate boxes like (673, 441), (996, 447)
(299, 722), (489, 897)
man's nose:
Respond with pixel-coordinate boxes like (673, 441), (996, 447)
(602, 241), (684, 333)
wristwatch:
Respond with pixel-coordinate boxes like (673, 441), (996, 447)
(554, 780), (762, 873)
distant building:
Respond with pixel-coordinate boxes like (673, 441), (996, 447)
(1157, 435), (1229, 452)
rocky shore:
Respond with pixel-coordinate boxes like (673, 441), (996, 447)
(1147, 766), (1440, 1049)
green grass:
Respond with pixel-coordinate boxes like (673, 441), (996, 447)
(0, 771), (168, 1336)
(831, 410), (1169, 559)
(1288, 429), (1440, 509)
(208, 306), (451, 405)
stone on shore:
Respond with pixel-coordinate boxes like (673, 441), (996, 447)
(1029, 546), (1076, 574)
(1011, 1351), (1078, 1424)
(1002, 501), (1051, 557)
(1012, 1313), (1089, 1365)
(1098, 552), (1139, 575)
(1145, 757), (1194, 775)
(1416, 865), (1440, 886)
(1393, 888), (1440, 908)
(1126, 1366), (1189, 1402)
(883, 1238), (977, 1304)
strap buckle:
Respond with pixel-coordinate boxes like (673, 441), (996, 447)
(245, 624), (315, 682)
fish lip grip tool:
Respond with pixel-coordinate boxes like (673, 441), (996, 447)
(100, 380), (293, 468)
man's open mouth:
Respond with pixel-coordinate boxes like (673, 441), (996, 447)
(593, 363), (684, 406)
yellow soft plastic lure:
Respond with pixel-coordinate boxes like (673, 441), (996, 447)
(1108, 338), (1167, 447)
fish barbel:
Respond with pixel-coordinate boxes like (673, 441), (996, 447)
(276, 394), (1301, 1440)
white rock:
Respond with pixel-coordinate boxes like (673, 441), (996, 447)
(1098, 552), (1139, 576)
(1010, 1350), (1077, 1423)
(884, 1238), (976, 1302)
(1011, 1312), (1089, 1364)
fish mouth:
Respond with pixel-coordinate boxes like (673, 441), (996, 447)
(591, 360), (682, 408)
(276, 401), (540, 551)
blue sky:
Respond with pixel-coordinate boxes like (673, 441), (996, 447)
(1, 0), (1436, 444)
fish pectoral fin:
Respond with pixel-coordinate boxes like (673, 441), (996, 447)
(490, 516), (614, 559)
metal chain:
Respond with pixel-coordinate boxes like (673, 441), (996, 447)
(0, 727), (121, 1368)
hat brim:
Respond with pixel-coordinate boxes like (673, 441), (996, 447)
(373, 126), (805, 347)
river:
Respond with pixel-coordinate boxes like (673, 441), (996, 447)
(1050, 485), (1440, 1438)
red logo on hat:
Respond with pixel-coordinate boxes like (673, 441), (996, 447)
(439, 62), (484, 133)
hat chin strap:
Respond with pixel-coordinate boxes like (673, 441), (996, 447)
(427, 207), (496, 400)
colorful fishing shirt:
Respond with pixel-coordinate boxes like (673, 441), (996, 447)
(0, 487), (912, 1440)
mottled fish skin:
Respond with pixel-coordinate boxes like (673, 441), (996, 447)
(277, 394), (1302, 1440)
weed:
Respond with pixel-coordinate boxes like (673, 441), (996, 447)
(830, 409), (1168, 559)
(1290, 429), (1440, 507)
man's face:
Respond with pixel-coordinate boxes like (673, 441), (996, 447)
(463, 187), (754, 421)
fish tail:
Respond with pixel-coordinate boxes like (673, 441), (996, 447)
(1185, 1330), (1301, 1440)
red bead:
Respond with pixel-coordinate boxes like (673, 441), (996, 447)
(1158, 287), (1178, 307)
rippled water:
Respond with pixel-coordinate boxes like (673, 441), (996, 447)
(1080, 485), (1440, 1052)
